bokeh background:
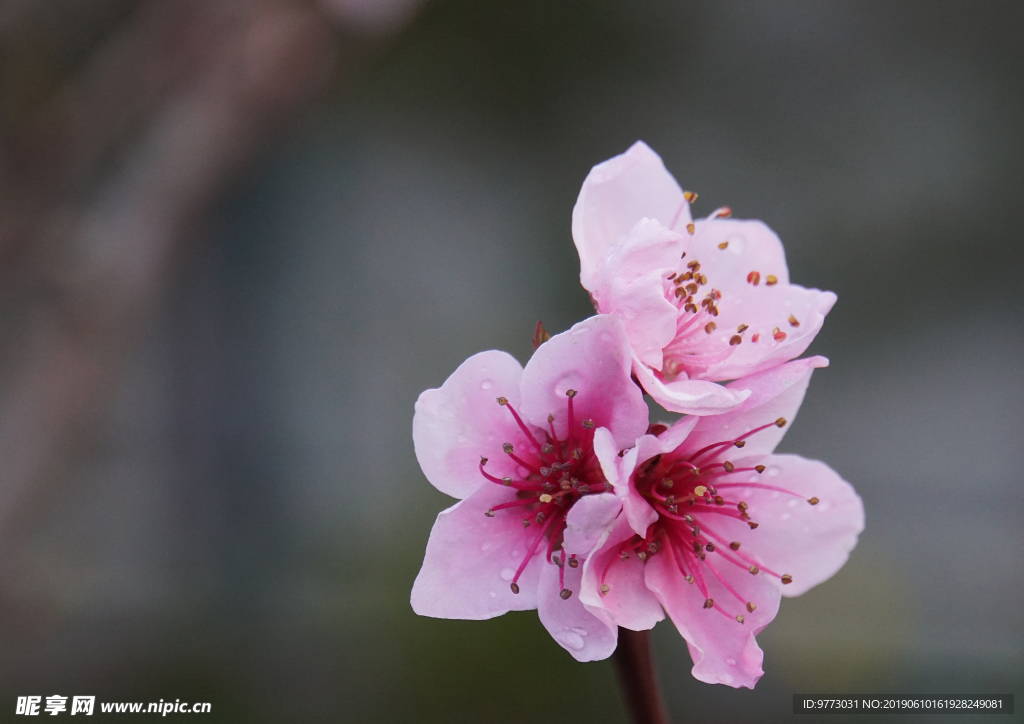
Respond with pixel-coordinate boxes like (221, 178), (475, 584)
(0, 1), (1021, 722)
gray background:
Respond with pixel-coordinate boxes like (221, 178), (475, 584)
(0, 1), (1021, 722)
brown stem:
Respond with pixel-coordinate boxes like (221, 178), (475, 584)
(612, 628), (670, 724)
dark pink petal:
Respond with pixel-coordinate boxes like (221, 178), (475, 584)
(573, 141), (689, 291)
(413, 350), (533, 499)
(613, 421), (697, 537)
(521, 315), (648, 450)
(707, 454), (864, 597)
(538, 560), (618, 662)
(593, 219), (684, 369)
(680, 356), (829, 459)
(644, 544), (781, 688)
(579, 516), (665, 631)
(411, 484), (543, 619)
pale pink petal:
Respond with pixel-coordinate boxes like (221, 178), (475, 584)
(579, 516), (665, 631)
(632, 355), (751, 416)
(573, 141), (689, 291)
(675, 217), (834, 382)
(593, 219), (685, 369)
(644, 545), (781, 688)
(521, 315), (648, 450)
(411, 484), (543, 619)
(413, 350), (534, 499)
(593, 428), (657, 538)
(562, 492), (622, 557)
(697, 285), (836, 381)
(707, 454), (864, 597)
(687, 218), (790, 288)
(538, 561), (618, 662)
(680, 356), (829, 458)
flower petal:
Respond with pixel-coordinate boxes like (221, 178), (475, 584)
(592, 428), (656, 538)
(644, 543), (781, 688)
(697, 286), (836, 382)
(521, 315), (648, 450)
(682, 217), (836, 381)
(689, 218), (790, 287)
(593, 218), (685, 369)
(680, 356), (829, 458)
(632, 355), (751, 416)
(411, 484), (544, 619)
(573, 141), (689, 291)
(538, 560), (618, 662)
(562, 491), (622, 557)
(413, 350), (533, 499)
(579, 516), (665, 631)
(708, 454), (864, 597)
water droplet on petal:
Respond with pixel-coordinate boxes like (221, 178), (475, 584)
(511, 549), (523, 559)
(718, 674), (734, 685)
(500, 568), (515, 582)
(488, 591), (497, 598)
(572, 627), (589, 637)
(767, 466), (781, 477)
(560, 631), (586, 651)
(480, 380), (493, 390)
(787, 499), (800, 508)
(781, 513), (792, 520)
(726, 658), (737, 666)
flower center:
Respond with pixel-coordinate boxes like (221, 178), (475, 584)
(478, 390), (611, 598)
(599, 417), (817, 624)
(659, 233), (798, 381)
(661, 256), (741, 380)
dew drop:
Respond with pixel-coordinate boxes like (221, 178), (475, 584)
(511, 549), (523, 559)
(480, 380), (493, 390)
(572, 627), (589, 637)
(560, 631), (586, 651)
(726, 658), (737, 666)
(488, 591), (497, 598)
(767, 466), (781, 477)
(499, 568), (515, 582)
(787, 499), (800, 508)
(781, 513), (792, 521)
(718, 674), (734, 685)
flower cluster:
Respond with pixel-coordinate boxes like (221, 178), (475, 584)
(410, 142), (863, 688)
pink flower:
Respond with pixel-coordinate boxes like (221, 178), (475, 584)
(572, 141), (837, 415)
(410, 315), (650, 661)
(579, 357), (864, 688)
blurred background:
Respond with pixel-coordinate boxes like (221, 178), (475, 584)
(0, 1), (1021, 722)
